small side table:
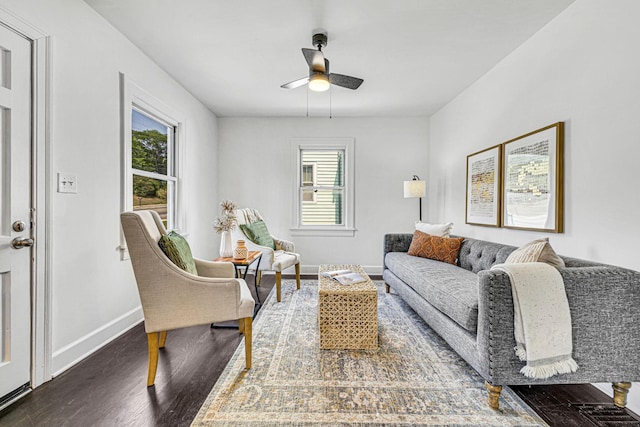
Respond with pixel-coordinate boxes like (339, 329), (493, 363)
(214, 250), (263, 304)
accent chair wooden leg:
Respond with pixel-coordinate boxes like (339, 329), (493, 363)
(295, 263), (301, 290)
(385, 283), (390, 293)
(276, 271), (282, 302)
(146, 332), (159, 387)
(159, 331), (167, 349)
(613, 382), (632, 408)
(257, 271), (262, 286)
(485, 381), (502, 410)
(243, 317), (252, 370)
(238, 318), (245, 334)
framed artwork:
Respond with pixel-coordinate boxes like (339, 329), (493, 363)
(501, 122), (564, 232)
(466, 144), (502, 227)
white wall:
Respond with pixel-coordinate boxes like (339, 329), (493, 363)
(0, 0), (220, 375)
(218, 117), (428, 273)
(429, 0), (640, 413)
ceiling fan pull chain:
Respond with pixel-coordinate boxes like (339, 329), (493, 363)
(306, 86), (309, 117)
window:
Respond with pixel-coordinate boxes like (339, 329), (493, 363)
(131, 108), (176, 229)
(292, 138), (355, 236)
(120, 74), (184, 258)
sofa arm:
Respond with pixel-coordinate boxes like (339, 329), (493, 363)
(476, 266), (640, 385)
(383, 234), (413, 269)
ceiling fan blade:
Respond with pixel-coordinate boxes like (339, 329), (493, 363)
(281, 76), (309, 89)
(302, 48), (326, 72)
(329, 73), (364, 90)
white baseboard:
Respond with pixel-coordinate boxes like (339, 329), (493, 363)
(52, 306), (143, 377)
(291, 265), (383, 276)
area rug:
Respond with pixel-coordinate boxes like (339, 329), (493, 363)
(191, 280), (547, 426)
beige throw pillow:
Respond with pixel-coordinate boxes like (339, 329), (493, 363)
(414, 221), (453, 237)
(505, 237), (565, 268)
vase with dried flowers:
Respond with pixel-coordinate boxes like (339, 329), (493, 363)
(213, 200), (237, 258)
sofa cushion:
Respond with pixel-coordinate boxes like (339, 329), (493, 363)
(385, 252), (479, 332)
(408, 231), (464, 264)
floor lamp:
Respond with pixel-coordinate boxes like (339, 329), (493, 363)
(404, 175), (426, 221)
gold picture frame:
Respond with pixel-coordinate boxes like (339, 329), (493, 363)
(466, 144), (502, 227)
(501, 122), (564, 232)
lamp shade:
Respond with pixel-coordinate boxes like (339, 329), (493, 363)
(403, 180), (426, 198)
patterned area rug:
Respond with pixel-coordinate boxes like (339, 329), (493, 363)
(191, 280), (547, 426)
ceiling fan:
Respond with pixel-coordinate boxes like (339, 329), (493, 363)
(281, 32), (364, 92)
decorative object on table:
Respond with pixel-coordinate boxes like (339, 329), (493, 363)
(233, 239), (248, 260)
(502, 122), (564, 232)
(191, 279), (546, 427)
(213, 200), (238, 258)
(403, 175), (426, 221)
(466, 144), (502, 227)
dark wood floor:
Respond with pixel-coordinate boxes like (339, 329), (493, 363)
(1, 274), (638, 426)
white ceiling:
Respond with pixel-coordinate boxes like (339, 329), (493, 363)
(84, 0), (574, 118)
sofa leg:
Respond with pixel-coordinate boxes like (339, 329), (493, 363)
(385, 283), (390, 293)
(613, 382), (632, 408)
(485, 381), (502, 410)
(295, 263), (301, 290)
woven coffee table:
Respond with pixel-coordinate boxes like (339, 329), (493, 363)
(318, 264), (378, 350)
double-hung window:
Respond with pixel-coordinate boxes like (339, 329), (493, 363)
(131, 108), (177, 229)
(120, 74), (184, 258)
(292, 138), (355, 236)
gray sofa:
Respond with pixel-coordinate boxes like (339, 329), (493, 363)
(383, 233), (640, 409)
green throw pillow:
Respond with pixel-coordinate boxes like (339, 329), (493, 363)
(158, 231), (198, 275)
(240, 220), (275, 250)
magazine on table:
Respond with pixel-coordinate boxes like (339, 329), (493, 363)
(322, 269), (367, 285)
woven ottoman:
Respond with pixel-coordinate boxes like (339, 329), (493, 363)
(318, 264), (378, 349)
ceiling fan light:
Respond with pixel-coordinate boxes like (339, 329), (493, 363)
(309, 73), (330, 92)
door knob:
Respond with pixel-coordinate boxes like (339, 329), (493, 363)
(11, 237), (34, 249)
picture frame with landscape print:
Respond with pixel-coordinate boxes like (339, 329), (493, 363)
(466, 145), (501, 227)
(502, 122), (563, 232)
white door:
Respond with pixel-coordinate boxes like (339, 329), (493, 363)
(0, 24), (33, 399)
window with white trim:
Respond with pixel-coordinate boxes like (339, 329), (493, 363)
(292, 138), (355, 236)
(120, 74), (185, 258)
(131, 108), (177, 229)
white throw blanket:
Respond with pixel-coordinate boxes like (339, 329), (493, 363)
(491, 262), (578, 379)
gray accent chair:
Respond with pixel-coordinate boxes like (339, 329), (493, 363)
(121, 210), (255, 386)
(383, 234), (640, 409)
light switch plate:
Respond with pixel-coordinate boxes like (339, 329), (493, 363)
(57, 173), (78, 193)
